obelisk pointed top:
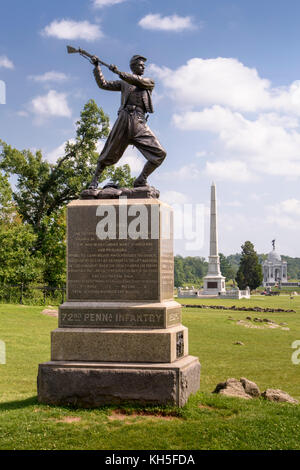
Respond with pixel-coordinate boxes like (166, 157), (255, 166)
(212, 181), (216, 187)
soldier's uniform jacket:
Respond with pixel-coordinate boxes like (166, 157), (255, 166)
(90, 64), (166, 183)
(93, 65), (154, 114)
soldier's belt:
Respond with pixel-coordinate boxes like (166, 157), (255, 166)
(124, 105), (145, 116)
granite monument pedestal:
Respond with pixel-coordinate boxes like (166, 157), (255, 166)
(37, 199), (200, 407)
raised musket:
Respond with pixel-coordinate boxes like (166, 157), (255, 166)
(67, 45), (110, 69)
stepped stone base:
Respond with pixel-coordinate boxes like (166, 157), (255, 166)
(37, 199), (201, 408)
(58, 301), (182, 329)
(37, 355), (200, 407)
(51, 325), (188, 363)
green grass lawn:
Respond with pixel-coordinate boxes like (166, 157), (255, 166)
(0, 298), (300, 450)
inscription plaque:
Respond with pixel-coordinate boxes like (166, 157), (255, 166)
(207, 282), (218, 289)
(67, 200), (174, 302)
(58, 306), (182, 329)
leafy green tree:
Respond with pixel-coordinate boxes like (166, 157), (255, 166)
(0, 174), (43, 287)
(174, 256), (185, 287)
(0, 100), (134, 286)
(0, 100), (110, 232)
(38, 208), (67, 286)
(281, 256), (300, 280)
(106, 165), (135, 188)
(0, 172), (17, 226)
(219, 253), (237, 281)
(236, 241), (263, 290)
(0, 223), (43, 285)
(174, 255), (208, 287)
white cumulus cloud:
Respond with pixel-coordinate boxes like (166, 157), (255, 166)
(174, 105), (300, 179)
(269, 199), (300, 217)
(116, 147), (144, 174)
(150, 57), (300, 115)
(266, 199), (300, 230)
(205, 160), (254, 182)
(46, 140), (75, 163)
(0, 55), (14, 69)
(93, 0), (126, 7)
(151, 56), (300, 180)
(160, 190), (190, 205)
(139, 14), (196, 32)
(28, 71), (69, 83)
(42, 19), (103, 41)
(157, 163), (202, 182)
(173, 105), (245, 132)
(31, 90), (72, 118)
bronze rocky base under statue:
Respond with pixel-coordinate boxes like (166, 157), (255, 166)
(81, 185), (160, 199)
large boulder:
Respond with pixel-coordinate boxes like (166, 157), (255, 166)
(213, 378), (252, 400)
(261, 389), (298, 404)
(240, 377), (260, 397)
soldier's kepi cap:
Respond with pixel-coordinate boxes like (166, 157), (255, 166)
(130, 54), (147, 68)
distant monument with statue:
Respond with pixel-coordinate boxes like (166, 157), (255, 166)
(262, 240), (287, 287)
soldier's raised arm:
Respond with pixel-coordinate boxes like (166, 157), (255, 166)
(118, 71), (154, 90)
(109, 63), (154, 90)
(92, 57), (122, 91)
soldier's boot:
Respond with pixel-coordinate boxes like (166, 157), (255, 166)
(88, 162), (105, 190)
(133, 161), (157, 188)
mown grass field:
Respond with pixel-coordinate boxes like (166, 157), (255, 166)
(0, 296), (300, 450)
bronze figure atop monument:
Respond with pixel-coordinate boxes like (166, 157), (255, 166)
(67, 46), (166, 196)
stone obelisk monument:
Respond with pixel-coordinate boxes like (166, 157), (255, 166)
(203, 182), (226, 295)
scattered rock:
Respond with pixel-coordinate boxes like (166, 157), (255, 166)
(280, 322), (288, 326)
(237, 320), (264, 329)
(213, 381), (226, 394)
(261, 389), (298, 404)
(214, 379), (299, 404)
(246, 316), (252, 321)
(237, 319), (284, 330)
(281, 327), (290, 331)
(213, 378), (252, 400)
(234, 341), (244, 346)
(240, 377), (260, 397)
(183, 304), (296, 313)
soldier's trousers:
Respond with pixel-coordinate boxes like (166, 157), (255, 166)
(96, 109), (166, 170)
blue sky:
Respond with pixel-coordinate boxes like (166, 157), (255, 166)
(1, 0), (300, 258)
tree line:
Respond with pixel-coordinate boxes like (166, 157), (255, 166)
(176, 243), (300, 290)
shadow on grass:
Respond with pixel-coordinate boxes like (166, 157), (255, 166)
(0, 396), (186, 418)
(0, 396), (38, 411)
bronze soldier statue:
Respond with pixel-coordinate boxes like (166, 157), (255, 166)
(88, 54), (166, 189)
